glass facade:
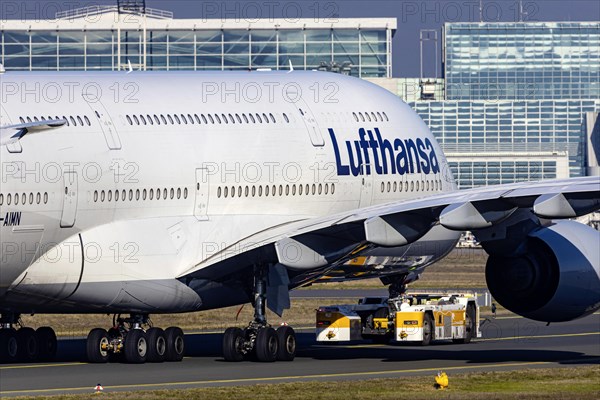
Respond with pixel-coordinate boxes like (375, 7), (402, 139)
(445, 22), (600, 100)
(448, 158), (564, 189)
(410, 99), (600, 187)
(0, 12), (394, 77)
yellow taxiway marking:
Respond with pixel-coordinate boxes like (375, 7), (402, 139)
(0, 362), (85, 370)
(0, 361), (558, 395)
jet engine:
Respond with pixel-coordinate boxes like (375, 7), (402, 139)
(485, 220), (600, 322)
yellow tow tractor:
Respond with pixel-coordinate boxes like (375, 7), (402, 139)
(316, 293), (480, 345)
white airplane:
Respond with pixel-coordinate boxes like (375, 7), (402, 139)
(0, 70), (598, 364)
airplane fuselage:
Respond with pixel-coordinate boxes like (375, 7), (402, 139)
(0, 71), (459, 314)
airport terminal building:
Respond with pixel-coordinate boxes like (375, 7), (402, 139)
(1, 6), (598, 189)
(0, 5), (395, 78)
(404, 22), (600, 188)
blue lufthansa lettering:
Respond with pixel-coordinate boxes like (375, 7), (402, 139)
(329, 128), (440, 177)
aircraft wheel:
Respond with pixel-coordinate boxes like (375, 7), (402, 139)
(276, 326), (296, 361)
(454, 305), (476, 344)
(146, 327), (167, 363)
(421, 313), (434, 346)
(255, 327), (278, 362)
(164, 327), (185, 362)
(223, 327), (245, 362)
(86, 328), (110, 363)
(35, 327), (57, 361)
(16, 327), (38, 362)
(124, 329), (147, 364)
(0, 329), (18, 363)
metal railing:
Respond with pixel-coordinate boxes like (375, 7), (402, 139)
(56, 5), (173, 20)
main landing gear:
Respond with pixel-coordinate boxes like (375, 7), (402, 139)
(0, 313), (57, 364)
(222, 266), (296, 362)
(86, 314), (185, 364)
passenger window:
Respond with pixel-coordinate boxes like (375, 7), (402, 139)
(235, 114), (242, 123)
(262, 113), (269, 123)
(187, 114), (194, 124)
(377, 112), (383, 121)
(194, 114), (201, 124)
(249, 114), (256, 123)
(365, 113), (371, 122)
(126, 115), (132, 125)
(140, 115), (146, 125)
(256, 113), (262, 123)
(84, 116), (91, 126)
(214, 114), (221, 124)
(154, 115), (160, 125)
(222, 114), (228, 124)
(242, 114), (249, 123)
(70, 116), (77, 125)
(383, 112), (389, 121)
(161, 115), (167, 124)
(181, 114), (187, 124)
(202, 114), (208, 124)
(174, 115), (181, 124)
(283, 113), (289, 123)
(229, 113), (235, 124)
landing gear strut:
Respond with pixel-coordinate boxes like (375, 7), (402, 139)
(86, 314), (184, 364)
(0, 313), (57, 364)
(222, 265), (296, 362)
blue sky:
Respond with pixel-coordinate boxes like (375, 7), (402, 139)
(4, 1), (600, 77)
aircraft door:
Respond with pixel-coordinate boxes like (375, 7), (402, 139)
(60, 171), (78, 228)
(194, 168), (209, 220)
(359, 163), (373, 208)
(285, 86), (324, 146)
(82, 92), (122, 150)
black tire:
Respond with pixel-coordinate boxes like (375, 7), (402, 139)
(35, 327), (57, 361)
(16, 327), (38, 362)
(421, 313), (434, 346)
(454, 304), (476, 344)
(276, 326), (296, 361)
(146, 327), (167, 363)
(164, 327), (185, 362)
(222, 327), (245, 362)
(124, 329), (147, 364)
(0, 329), (18, 363)
(255, 327), (278, 362)
(86, 328), (110, 363)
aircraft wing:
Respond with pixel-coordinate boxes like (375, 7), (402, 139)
(180, 176), (600, 282)
(0, 119), (66, 146)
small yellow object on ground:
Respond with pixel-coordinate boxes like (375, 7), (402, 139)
(435, 371), (449, 389)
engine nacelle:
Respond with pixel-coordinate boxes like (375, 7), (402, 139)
(485, 220), (600, 322)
